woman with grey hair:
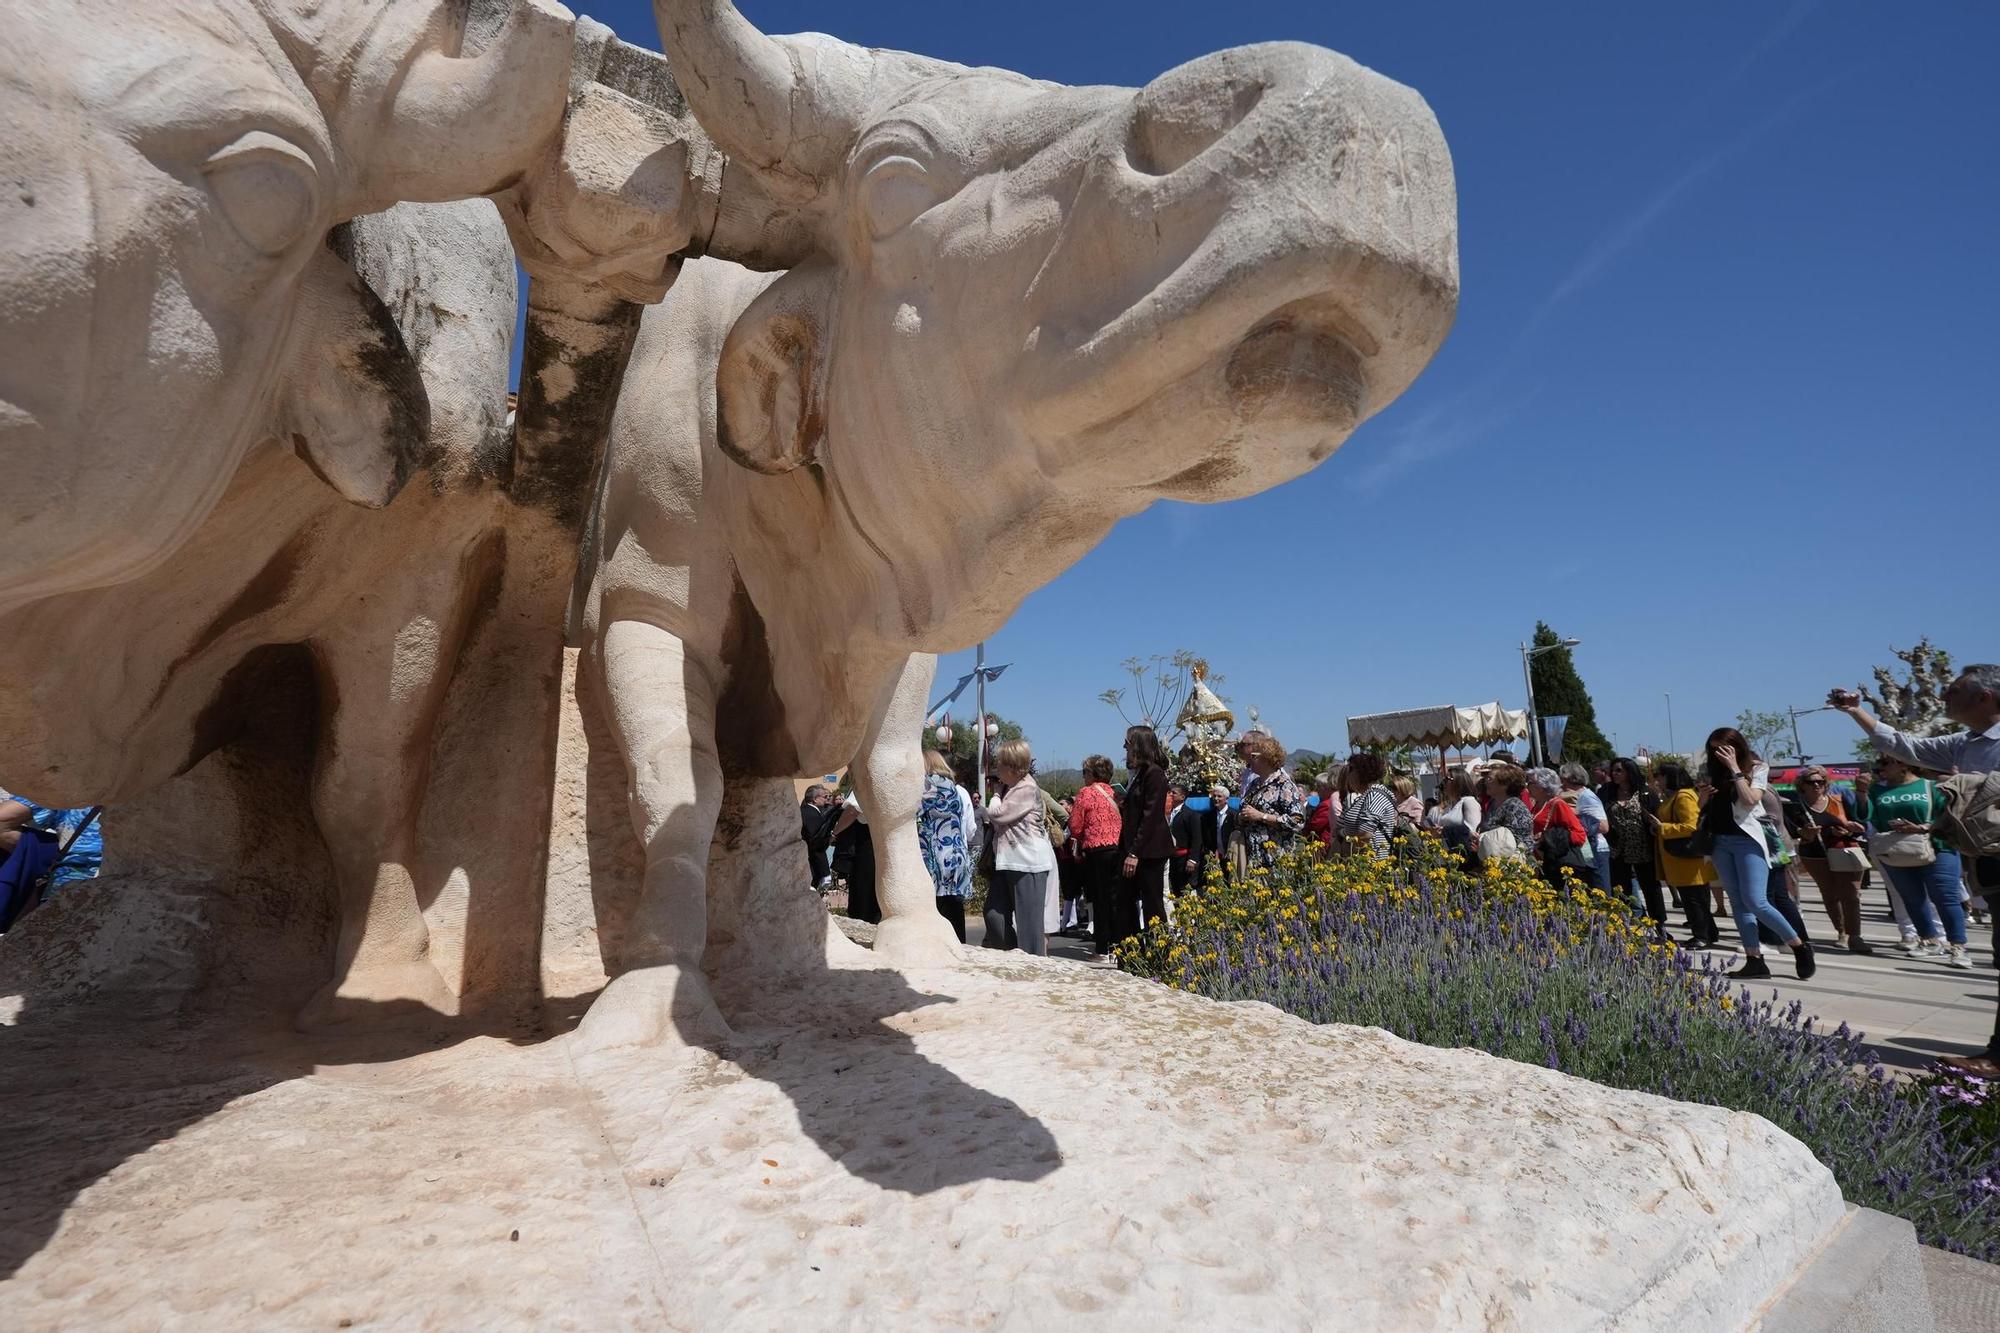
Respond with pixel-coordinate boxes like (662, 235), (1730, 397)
(1527, 766), (1594, 888)
(982, 739), (1056, 954)
(1559, 762), (1613, 897)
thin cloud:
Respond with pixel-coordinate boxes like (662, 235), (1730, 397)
(1529, 75), (1836, 332)
(1680, 0), (1823, 127)
(1347, 72), (1837, 498)
(1346, 376), (1539, 496)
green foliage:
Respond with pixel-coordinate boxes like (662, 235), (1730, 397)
(924, 711), (1023, 776)
(1529, 621), (1612, 765)
(1120, 841), (2000, 1261)
(1734, 708), (1793, 763)
(1356, 741), (1425, 773)
(1290, 752), (1332, 786)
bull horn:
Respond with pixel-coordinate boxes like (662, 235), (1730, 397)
(651, 0), (869, 199)
(334, 0), (578, 216)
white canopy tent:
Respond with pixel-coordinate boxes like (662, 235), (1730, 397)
(1346, 703), (1530, 756)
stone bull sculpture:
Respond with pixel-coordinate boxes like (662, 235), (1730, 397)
(565, 0), (1458, 1047)
(0, 2), (701, 1019)
(0, 0), (1456, 1042)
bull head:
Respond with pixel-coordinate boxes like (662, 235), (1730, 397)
(656, 1), (1459, 639)
(0, 0), (587, 614)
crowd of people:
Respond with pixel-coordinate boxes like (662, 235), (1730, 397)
(800, 662), (2000, 1075)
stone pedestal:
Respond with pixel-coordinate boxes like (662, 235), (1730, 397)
(3, 895), (1917, 1329)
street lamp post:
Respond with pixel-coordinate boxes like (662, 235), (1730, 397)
(1521, 637), (1583, 767)
(1665, 692), (1675, 756)
(974, 641), (988, 803)
(1786, 703), (1836, 766)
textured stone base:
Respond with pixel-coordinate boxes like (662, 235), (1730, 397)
(1921, 1243), (2000, 1333)
(1759, 1206), (1937, 1332)
(2, 932), (1864, 1329)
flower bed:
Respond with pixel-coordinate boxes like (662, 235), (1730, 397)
(1116, 839), (2000, 1261)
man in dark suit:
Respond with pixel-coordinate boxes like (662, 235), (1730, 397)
(799, 783), (836, 889)
(1202, 782), (1235, 888)
(1167, 782), (1206, 896)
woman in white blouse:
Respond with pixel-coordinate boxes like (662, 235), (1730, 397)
(1702, 726), (1814, 981)
(982, 739), (1057, 955)
(1427, 768), (1482, 833)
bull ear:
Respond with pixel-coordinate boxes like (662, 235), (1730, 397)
(714, 263), (837, 475)
(272, 233), (432, 507)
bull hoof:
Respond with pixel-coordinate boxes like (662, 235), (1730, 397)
(570, 964), (733, 1055)
(868, 913), (963, 969)
(296, 959), (457, 1031)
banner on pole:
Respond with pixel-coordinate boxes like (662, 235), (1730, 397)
(927, 663), (1010, 719)
(1542, 715), (1569, 762)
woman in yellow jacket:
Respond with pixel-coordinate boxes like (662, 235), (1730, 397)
(1650, 762), (1720, 947)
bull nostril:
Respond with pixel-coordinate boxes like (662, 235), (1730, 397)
(1126, 78), (1264, 177)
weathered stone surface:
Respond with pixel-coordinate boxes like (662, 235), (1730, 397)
(0, 921), (1849, 1328)
(0, 0), (582, 613)
(1759, 1207), (1938, 1333)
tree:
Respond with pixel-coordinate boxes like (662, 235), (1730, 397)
(1098, 650), (1221, 746)
(1857, 639), (1957, 737)
(923, 710), (1023, 778)
(1734, 708), (1793, 764)
(1527, 621), (1612, 766)
(1289, 751), (1332, 787)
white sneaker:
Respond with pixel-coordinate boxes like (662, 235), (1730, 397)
(1897, 936), (1921, 954)
(1948, 944), (1974, 969)
(1912, 938), (1945, 958)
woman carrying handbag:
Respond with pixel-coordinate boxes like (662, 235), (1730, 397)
(1867, 755), (1971, 967)
(1784, 765), (1874, 954)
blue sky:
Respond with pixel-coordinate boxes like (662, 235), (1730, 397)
(578, 1), (1998, 769)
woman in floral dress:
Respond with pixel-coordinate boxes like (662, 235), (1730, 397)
(1237, 733), (1307, 868)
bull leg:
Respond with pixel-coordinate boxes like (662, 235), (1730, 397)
(851, 653), (962, 968)
(571, 616), (732, 1053)
(297, 621), (460, 1028)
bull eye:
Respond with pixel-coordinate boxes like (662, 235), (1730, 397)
(203, 131), (321, 256)
(860, 155), (938, 239)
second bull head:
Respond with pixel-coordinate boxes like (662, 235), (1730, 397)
(0, 0), (683, 616)
(648, 0), (1461, 643)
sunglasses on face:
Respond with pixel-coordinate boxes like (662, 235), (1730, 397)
(1799, 778), (1826, 785)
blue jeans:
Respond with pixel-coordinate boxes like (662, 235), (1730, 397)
(1883, 850), (1967, 946)
(1711, 833), (1796, 952)
(1593, 845), (1620, 903)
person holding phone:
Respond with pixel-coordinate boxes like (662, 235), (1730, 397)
(1701, 727), (1815, 980)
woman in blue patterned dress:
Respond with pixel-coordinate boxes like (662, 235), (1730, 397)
(917, 750), (977, 942)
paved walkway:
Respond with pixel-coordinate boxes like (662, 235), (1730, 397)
(966, 881), (1997, 1075)
(1682, 883), (1996, 1074)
